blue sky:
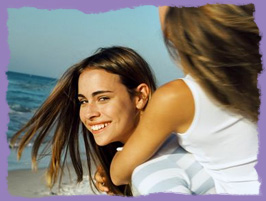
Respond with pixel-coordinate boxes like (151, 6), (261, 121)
(7, 6), (183, 86)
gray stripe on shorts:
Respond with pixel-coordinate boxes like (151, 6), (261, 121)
(133, 159), (179, 186)
(192, 177), (215, 194)
(185, 161), (205, 179)
(133, 148), (188, 186)
(148, 177), (190, 194)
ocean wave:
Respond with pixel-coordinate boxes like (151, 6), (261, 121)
(8, 141), (34, 148)
(8, 104), (36, 113)
(7, 91), (46, 104)
(9, 82), (55, 92)
(7, 89), (46, 98)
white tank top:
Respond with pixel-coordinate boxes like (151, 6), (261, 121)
(178, 75), (260, 194)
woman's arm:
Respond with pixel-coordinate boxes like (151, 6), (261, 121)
(110, 79), (194, 186)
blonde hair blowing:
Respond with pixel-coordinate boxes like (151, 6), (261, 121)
(164, 4), (262, 122)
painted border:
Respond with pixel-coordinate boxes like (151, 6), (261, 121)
(0, 0), (265, 201)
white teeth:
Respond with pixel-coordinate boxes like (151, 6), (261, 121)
(91, 123), (109, 131)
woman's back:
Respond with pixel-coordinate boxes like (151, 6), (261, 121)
(110, 5), (261, 195)
(177, 75), (259, 194)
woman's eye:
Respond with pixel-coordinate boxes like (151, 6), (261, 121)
(98, 96), (110, 102)
(78, 100), (87, 105)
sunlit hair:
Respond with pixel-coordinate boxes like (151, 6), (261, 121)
(163, 4), (262, 122)
(10, 46), (157, 196)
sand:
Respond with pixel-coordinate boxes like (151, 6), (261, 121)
(7, 162), (103, 197)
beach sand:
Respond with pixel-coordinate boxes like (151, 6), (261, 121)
(7, 162), (103, 197)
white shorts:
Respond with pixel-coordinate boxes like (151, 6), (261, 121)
(131, 134), (216, 196)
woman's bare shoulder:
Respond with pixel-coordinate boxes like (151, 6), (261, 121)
(152, 79), (191, 103)
(148, 79), (194, 133)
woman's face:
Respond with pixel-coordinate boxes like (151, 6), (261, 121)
(78, 68), (139, 146)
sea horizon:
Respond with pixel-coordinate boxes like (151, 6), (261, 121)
(6, 70), (58, 80)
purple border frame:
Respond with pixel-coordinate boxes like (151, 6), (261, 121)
(0, 0), (265, 200)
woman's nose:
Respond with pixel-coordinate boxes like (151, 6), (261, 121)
(84, 104), (101, 120)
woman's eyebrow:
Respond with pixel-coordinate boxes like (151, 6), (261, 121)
(92, 90), (113, 97)
(78, 90), (113, 98)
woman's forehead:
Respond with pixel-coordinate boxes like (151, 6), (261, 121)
(78, 68), (123, 93)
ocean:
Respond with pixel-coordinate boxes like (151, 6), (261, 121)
(6, 71), (57, 170)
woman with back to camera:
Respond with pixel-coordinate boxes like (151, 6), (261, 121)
(110, 4), (262, 194)
(11, 46), (215, 196)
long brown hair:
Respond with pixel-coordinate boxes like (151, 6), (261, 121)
(10, 46), (156, 196)
(163, 4), (262, 122)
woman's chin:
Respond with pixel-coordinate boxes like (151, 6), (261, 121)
(94, 138), (111, 147)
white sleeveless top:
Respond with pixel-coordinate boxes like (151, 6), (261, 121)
(177, 75), (260, 194)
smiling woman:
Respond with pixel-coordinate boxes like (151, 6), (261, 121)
(10, 46), (156, 196)
(78, 68), (142, 146)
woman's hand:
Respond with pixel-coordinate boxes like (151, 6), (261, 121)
(94, 165), (114, 195)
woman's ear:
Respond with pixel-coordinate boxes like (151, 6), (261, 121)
(135, 83), (150, 110)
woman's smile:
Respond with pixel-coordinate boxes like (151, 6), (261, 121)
(89, 122), (111, 134)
